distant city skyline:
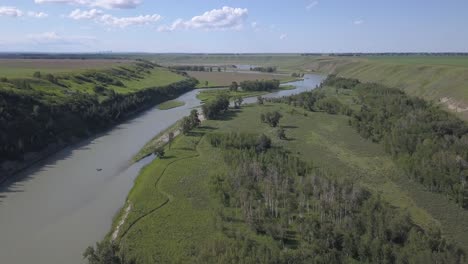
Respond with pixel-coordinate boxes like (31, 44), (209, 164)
(0, 0), (467, 53)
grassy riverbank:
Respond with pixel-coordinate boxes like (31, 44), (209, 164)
(110, 96), (468, 262)
(0, 60), (194, 181)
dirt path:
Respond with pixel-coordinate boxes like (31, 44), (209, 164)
(111, 203), (132, 241)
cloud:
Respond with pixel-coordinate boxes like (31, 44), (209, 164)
(68, 8), (161, 27)
(158, 6), (248, 32)
(280, 33), (287, 40)
(353, 19), (364, 25)
(306, 1), (318, 10)
(100, 14), (161, 27)
(28, 11), (48, 18)
(34, 0), (141, 9)
(0, 6), (23, 17)
(69, 8), (103, 19)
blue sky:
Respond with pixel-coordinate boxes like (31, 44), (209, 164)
(0, 0), (467, 53)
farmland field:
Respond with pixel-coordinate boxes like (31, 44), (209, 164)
(0, 59), (133, 78)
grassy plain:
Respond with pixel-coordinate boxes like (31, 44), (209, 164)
(0, 59), (133, 78)
(113, 94), (468, 262)
(0, 60), (186, 102)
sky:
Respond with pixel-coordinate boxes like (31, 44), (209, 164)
(0, 0), (467, 53)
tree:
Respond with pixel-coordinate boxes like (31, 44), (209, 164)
(202, 94), (230, 120)
(217, 67), (221, 72)
(234, 96), (243, 109)
(261, 111), (282, 127)
(33, 71), (41, 78)
(277, 127), (286, 140)
(189, 109), (201, 127)
(257, 96), (264, 105)
(205, 81), (209, 87)
(229, 82), (239, 92)
(168, 131), (174, 149)
(154, 147), (165, 158)
(83, 241), (134, 264)
(181, 117), (193, 135)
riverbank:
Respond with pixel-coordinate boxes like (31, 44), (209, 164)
(0, 78), (197, 187)
(109, 99), (465, 262)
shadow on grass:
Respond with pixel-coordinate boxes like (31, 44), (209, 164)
(282, 125), (298, 129)
(216, 110), (240, 121)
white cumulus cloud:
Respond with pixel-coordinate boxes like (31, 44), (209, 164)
(158, 6), (248, 32)
(35, 0), (141, 9)
(69, 8), (103, 19)
(0, 6), (23, 17)
(28, 11), (48, 18)
(68, 9), (161, 28)
(100, 13), (161, 27)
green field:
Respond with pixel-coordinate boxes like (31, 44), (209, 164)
(156, 54), (468, 120)
(112, 92), (468, 262)
(156, 100), (185, 110)
(0, 59), (133, 78)
(366, 55), (468, 67)
(0, 61), (186, 102)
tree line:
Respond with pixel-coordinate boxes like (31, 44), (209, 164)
(270, 74), (468, 208)
(240, 79), (280, 92)
(0, 77), (198, 169)
(169, 65), (224, 72)
(250, 66), (277, 73)
(199, 132), (465, 263)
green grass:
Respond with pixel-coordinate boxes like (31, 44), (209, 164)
(112, 98), (468, 262)
(156, 100), (185, 110)
(155, 54), (468, 120)
(0, 59), (132, 78)
(0, 63), (186, 104)
(366, 55), (468, 67)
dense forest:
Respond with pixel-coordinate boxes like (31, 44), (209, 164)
(0, 62), (197, 176)
(240, 79), (280, 91)
(268, 75), (468, 209)
(199, 132), (464, 263)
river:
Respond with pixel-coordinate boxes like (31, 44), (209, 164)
(0, 73), (325, 264)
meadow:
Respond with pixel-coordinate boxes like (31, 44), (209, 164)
(0, 59), (133, 78)
(112, 94), (468, 262)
